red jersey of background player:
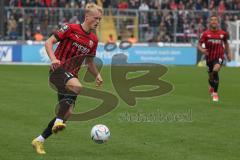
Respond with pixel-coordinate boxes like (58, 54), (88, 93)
(199, 29), (228, 62)
(53, 24), (98, 77)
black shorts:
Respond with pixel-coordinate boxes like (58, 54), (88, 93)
(207, 58), (224, 73)
(49, 67), (76, 94)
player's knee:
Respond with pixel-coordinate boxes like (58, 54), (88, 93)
(66, 84), (83, 95)
(72, 85), (82, 95)
(213, 68), (220, 72)
(213, 64), (221, 72)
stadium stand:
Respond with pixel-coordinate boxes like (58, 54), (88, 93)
(2, 0), (240, 42)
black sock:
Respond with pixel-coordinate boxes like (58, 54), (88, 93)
(212, 71), (219, 92)
(57, 100), (71, 119)
(56, 94), (76, 120)
(41, 94), (76, 140)
(41, 117), (56, 139)
(208, 72), (214, 88)
(208, 79), (214, 88)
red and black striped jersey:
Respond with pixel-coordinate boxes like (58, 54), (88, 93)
(53, 24), (98, 77)
(199, 29), (228, 62)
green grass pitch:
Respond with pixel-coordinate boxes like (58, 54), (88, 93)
(0, 65), (239, 160)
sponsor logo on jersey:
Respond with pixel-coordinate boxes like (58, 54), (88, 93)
(74, 34), (79, 39)
(208, 39), (222, 43)
(73, 42), (90, 54)
(59, 25), (69, 32)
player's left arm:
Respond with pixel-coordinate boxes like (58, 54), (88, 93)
(224, 33), (233, 61)
(224, 32), (232, 61)
(86, 57), (103, 87)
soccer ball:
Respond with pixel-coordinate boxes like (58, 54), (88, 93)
(91, 124), (110, 144)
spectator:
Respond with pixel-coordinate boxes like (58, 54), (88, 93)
(23, 0), (34, 7)
(9, 0), (18, 7)
(35, 0), (44, 7)
(160, 0), (169, 9)
(238, 2), (240, 10)
(25, 27), (32, 40)
(128, 0), (140, 9)
(128, 34), (137, 43)
(209, 0), (215, 10)
(185, 0), (194, 10)
(144, 28), (154, 42)
(102, 0), (111, 8)
(34, 27), (44, 41)
(107, 34), (115, 43)
(148, 1), (158, 9)
(139, 1), (149, 11)
(44, 0), (52, 7)
(51, 0), (58, 7)
(178, 1), (185, 10)
(149, 11), (161, 36)
(169, 0), (177, 10)
(164, 12), (174, 34)
(58, 0), (66, 7)
(69, 16), (80, 24)
(218, 0), (226, 15)
(7, 15), (18, 39)
(118, 1), (128, 9)
(117, 35), (122, 43)
(195, 0), (203, 10)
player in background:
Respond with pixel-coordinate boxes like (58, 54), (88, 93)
(197, 15), (232, 102)
(31, 3), (103, 154)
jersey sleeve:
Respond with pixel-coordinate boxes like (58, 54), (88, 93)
(199, 32), (207, 45)
(54, 24), (71, 41)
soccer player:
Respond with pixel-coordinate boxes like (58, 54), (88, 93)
(197, 15), (232, 102)
(31, 3), (103, 154)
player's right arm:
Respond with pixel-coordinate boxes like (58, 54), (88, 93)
(85, 57), (103, 87)
(45, 24), (71, 70)
(45, 35), (61, 71)
(197, 32), (209, 56)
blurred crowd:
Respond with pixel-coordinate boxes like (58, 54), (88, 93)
(139, 8), (240, 43)
(6, 0), (240, 10)
(3, 0), (240, 42)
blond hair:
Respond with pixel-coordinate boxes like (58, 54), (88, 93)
(85, 3), (103, 15)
